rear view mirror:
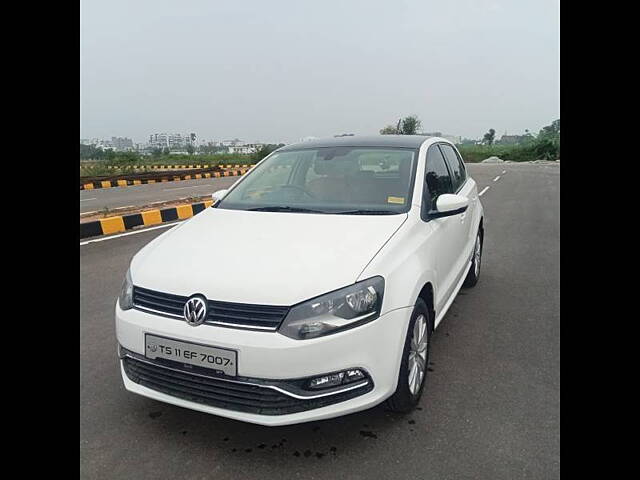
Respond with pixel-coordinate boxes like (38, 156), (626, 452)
(430, 194), (469, 218)
(212, 189), (229, 203)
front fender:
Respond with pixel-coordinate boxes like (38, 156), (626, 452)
(358, 208), (438, 316)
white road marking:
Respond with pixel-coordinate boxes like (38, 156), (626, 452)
(501, 170), (507, 174)
(80, 198), (97, 202)
(479, 186), (490, 197)
(80, 221), (183, 246)
(493, 176), (501, 182)
(163, 185), (212, 191)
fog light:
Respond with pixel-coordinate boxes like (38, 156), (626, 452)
(308, 369), (367, 389)
(309, 372), (344, 389)
(345, 369), (365, 382)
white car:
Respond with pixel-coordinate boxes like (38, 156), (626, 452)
(116, 135), (484, 426)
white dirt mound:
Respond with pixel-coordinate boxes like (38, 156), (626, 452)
(481, 156), (504, 163)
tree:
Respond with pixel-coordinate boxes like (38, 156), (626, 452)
(380, 115), (422, 135)
(400, 115), (422, 135)
(483, 129), (496, 145)
(198, 143), (224, 154)
(536, 119), (560, 159)
(380, 125), (399, 135)
(80, 143), (103, 160)
(186, 144), (195, 155)
(251, 144), (284, 162)
(104, 149), (116, 161)
(162, 147), (170, 155)
(538, 119), (560, 139)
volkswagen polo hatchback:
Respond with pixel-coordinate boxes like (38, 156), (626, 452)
(116, 135), (484, 426)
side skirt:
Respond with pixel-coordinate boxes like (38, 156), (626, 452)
(433, 258), (472, 329)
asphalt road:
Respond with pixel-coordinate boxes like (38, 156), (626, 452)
(80, 162), (560, 479)
(80, 176), (240, 213)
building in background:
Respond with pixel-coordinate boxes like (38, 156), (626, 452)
(221, 138), (243, 148)
(81, 134), (280, 155)
(218, 139), (266, 154)
(110, 137), (134, 150)
(226, 143), (264, 154)
(148, 133), (197, 150)
(497, 134), (530, 145)
(80, 137), (134, 151)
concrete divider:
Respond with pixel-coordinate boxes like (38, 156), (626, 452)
(80, 199), (215, 239)
(80, 167), (251, 190)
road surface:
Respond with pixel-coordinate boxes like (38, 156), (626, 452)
(80, 176), (240, 213)
(80, 162), (560, 479)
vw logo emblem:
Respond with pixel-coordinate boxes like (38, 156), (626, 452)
(184, 296), (207, 326)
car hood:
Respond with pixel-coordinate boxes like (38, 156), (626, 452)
(131, 207), (407, 306)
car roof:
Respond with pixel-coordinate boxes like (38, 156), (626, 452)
(278, 135), (435, 151)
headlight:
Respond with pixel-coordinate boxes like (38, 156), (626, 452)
(118, 268), (134, 310)
(278, 277), (384, 340)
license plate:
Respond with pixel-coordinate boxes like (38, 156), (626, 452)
(145, 334), (237, 376)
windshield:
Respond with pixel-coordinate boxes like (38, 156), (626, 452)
(217, 147), (417, 214)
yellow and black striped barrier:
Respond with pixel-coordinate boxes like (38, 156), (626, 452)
(80, 168), (250, 190)
(80, 199), (215, 239)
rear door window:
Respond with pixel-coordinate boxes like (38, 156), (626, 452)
(439, 144), (466, 192)
(424, 145), (453, 211)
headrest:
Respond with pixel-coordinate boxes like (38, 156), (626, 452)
(313, 158), (358, 176)
(313, 159), (331, 175)
(398, 158), (411, 178)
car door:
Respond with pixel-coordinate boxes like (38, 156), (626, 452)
(439, 143), (478, 278)
(421, 144), (467, 314)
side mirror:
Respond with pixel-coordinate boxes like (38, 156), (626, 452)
(212, 189), (229, 203)
(430, 193), (469, 218)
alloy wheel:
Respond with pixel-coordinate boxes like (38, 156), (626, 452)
(408, 314), (428, 395)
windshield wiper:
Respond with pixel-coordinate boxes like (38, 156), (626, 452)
(245, 206), (397, 215)
(331, 209), (397, 215)
(246, 206), (327, 213)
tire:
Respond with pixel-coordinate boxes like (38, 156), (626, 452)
(463, 228), (483, 288)
(386, 298), (432, 413)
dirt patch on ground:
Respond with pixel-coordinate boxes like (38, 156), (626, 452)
(80, 195), (212, 223)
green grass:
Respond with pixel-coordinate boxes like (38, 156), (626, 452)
(79, 153), (257, 177)
(79, 164), (134, 177)
(137, 153), (255, 165)
(457, 139), (559, 163)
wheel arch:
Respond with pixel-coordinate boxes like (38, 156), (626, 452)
(416, 282), (435, 332)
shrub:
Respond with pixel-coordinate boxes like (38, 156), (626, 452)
(457, 139), (558, 163)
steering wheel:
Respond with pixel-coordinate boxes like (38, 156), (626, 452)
(279, 184), (316, 199)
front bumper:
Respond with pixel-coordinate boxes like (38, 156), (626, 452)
(115, 303), (412, 426)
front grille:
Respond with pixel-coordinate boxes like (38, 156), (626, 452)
(206, 301), (289, 330)
(133, 287), (185, 317)
(132, 286), (289, 331)
(122, 355), (373, 415)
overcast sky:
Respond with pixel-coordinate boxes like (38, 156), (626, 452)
(80, 0), (559, 144)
